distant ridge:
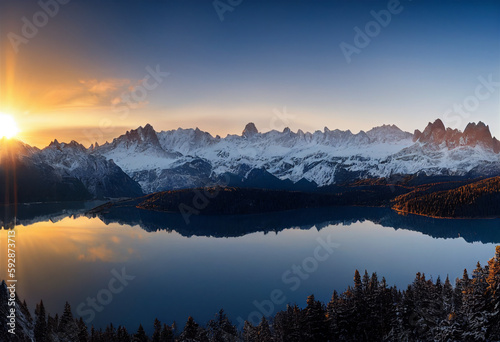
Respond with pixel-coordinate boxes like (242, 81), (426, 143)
(1, 119), (499, 201)
(90, 119), (500, 193)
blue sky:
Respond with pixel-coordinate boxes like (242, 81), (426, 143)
(0, 0), (499, 146)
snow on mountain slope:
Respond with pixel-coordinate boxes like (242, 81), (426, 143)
(94, 124), (183, 173)
(0, 281), (34, 341)
(31, 140), (143, 198)
(93, 119), (500, 193)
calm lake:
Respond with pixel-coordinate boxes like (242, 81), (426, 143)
(1, 203), (499, 334)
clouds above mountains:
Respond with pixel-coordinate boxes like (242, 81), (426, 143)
(39, 78), (146, 111)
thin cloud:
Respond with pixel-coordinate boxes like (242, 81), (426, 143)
(38, 78), (144, 111)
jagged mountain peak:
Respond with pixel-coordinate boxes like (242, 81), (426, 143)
(88, 141), (100, 151)
(413, 129), (422, 142)
(463, 121), (492, 140)
(113, 123), (161, 148)
(413, 119), (499, 153)
(242, 122), (259, 137)
(430, 118), (446, 131)
(424, 119), (446, 133)
(417, 119), (447, 144)
(46, 139), (86, 153)
(136, 123), (157, 137)
(465, 121), (488, 130)
(67, 140), (86, 149)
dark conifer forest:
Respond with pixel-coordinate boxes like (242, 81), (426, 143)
(392, 177), (500, 218)
(2, 246), (500, 342)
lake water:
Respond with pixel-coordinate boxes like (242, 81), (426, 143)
(1, 203), (499, 334)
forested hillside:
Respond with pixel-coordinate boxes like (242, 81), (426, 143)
(392, 177), (500, 218)
(92, 184), (409, 218)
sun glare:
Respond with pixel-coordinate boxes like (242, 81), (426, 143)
(0, 114), (19, 139)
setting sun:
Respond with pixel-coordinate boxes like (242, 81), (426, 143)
(0, 114), (19, 139)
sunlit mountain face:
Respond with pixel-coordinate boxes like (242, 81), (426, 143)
(1, 119), (498, 206)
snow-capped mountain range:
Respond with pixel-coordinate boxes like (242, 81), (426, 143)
(91, 119), (500, 193)
(0, 137), (142, 203)
(1, 119), (499, 200)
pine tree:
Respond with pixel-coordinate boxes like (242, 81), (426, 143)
(400, 284), (418, 341)
(273, 304), (302, 342)
(20, 299), (32, 325)
(197, 326), (209, 342)
(34, 300), (47, 342)
(487, 246), (500, 340)
(376, 275), (395, 339)
(272, 312), (287, 342)
(336, 287), (355, 340)
(242, 320), (257, 342)
(90, 326), (97, 342)
(58, 301), (79, 342)
(326, 290), (339, 340)
(353, 269), (362, 295)
(304, 294), (327, 341)
(462, 269), (471, 291)
(47, 314), (59, 341)
(77, 317), (89, 342)
(434, 274), (460, 341)
(462, 262), (490, 340)
(207, 309), (238, 342)
(351, 270), (368, 340)
(442, 275), (454, 315)
(160, 323), (174, 342)
(425, 276), (445, 339)
(180, 316), (199, 341)
(453, 276), (464, 315)
(117, 325), (131, 342)
(134, 324), (148, 342)
(362, 270), (370, 293)
(256, 316), (273, 342)
(152, 318), (162, 342)
(364, 272), (381, 338)
(103, 323), (117, 342)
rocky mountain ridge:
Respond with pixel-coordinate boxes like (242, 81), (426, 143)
(92, 119), (500, 193)
(1, 119), (499, 201)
